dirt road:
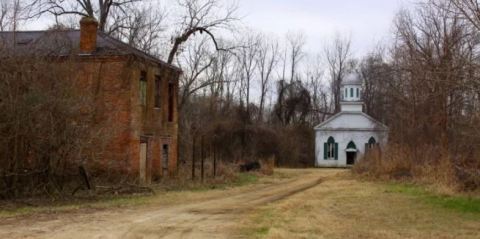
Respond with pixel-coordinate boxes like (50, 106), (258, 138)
(0, 169), (332, 239)
(1, 169), (478, 239)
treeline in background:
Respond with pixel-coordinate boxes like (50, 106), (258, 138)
(1, 0), (479, 198)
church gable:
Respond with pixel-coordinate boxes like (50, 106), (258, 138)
(314, 112), (388, 131)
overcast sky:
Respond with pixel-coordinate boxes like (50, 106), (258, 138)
(239, 0), (416, 56)
(26, 0), (416, 57)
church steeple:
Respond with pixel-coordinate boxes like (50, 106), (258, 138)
(340, 73), (363, 112)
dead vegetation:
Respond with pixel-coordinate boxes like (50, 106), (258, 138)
(354, 145), (480, 193)
(353, 0), (480, 193)
(0, 49), (115, 199)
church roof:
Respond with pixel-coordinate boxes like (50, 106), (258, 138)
(314, 111), (388, 131)
(342, 72), (362, 85)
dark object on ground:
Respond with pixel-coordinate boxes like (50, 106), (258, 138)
(79, 166), (92, 190)
(72, 166), (93, 196)
(240, 161), (261, 172)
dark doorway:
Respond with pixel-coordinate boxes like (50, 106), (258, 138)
(346, 141), (357, 165)
(346, 152), (356, 165)
(162, 144), (169, 176)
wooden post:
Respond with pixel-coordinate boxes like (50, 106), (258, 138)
(192, 135), (195, 181)
(201, 136), (204, 182)
(213, 145), (217, 177)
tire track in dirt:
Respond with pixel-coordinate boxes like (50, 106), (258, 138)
(0, 170), (332, 239)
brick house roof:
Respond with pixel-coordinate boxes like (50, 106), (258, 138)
(0, 30), (181, 72)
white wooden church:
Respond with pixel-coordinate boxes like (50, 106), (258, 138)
(314, 73), (388, 167)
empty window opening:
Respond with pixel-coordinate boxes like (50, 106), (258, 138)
(162, 144), (169, 176)
(154, 75), (162, 108)
(139, 71), (147, 106)
(168, 82), (174, 122)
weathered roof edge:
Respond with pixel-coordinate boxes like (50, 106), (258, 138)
(97, 31), (182, 73)
(314, 111), (389, 131)
(0, 30), (182, 73)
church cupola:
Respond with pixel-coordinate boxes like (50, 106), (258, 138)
(340, 73), (363, 112)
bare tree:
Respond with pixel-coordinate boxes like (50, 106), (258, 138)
(176, 37), (216, 109)
(29, 0), (142, 32)
(358, 48), (392, 122)
(0, 1), (8, 31)
(305, 54), (330, 123)
(431, 0), (480, 31)
(324, 33), (352, 113)
(256, 35), (279, 120)
(0, 0), (28, 31)
(110, 5), (166, 54)
(166, 0), (238, 64)
(235, 33), (260, 113)
(286, 31), (306, 83)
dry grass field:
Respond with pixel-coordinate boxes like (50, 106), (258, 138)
(0, 169), (478, 239)
(240, 170), (480, 239)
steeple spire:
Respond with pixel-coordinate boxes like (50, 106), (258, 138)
(340, 73), (363, 112)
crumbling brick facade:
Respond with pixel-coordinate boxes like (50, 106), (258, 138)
(76, 57), (180, 184)
(0, 17), (181, 184)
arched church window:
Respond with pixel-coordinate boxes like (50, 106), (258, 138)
(350, 88), (354, 97)
(347, 141), (357, 150)
(365, 137), (378, 153)
(356, 88), (359, 98)
(324, 136), (338, 160)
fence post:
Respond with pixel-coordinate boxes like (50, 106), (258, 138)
(213, 145), (217, 177)
(201, 135), (204, 182)
(192, 135), (195, 181)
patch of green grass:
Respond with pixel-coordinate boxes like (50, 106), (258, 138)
(243, 208), (275, 238)
(255, 226), (270, 236)
(233, 173), (259, 187)
(386, 183), (480, 215)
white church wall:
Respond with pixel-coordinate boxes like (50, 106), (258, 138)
(319, 113), (382, 130)
(340, 104), (363, 112)
(315, 130), (388, 167)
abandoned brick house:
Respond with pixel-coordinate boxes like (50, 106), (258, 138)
(0, 17), (181, 184)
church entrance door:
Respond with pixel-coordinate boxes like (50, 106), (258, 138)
(346, 141), (357, 165)
(346, 152), (356, 165)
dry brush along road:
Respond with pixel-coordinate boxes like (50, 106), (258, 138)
(0, 169), (479, 239)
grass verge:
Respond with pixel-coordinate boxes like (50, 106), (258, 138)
(0, 172), (261, 218)
(386, 183), (480, 216)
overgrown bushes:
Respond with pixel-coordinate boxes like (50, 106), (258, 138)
(178, 94), (315, 176)
(0, 55), (110, 198)
(353, 144), (480, 192)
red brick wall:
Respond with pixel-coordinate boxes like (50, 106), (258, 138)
(75, 56), (179, 183)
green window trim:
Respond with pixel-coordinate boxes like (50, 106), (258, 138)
(365, 137), (379, 153)
(334, 143), (338, 160)
(324, 137), (338, 160)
